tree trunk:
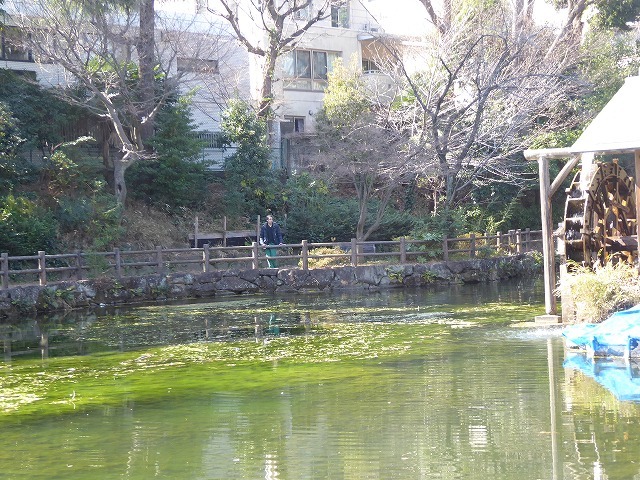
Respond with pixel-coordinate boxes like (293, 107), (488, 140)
(138, 0), (155, 144)
(259, 48), (278, 118)
(113, 158), (130, 206)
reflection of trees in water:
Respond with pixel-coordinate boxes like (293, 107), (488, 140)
(1, 308), (315, 361)
(2, 281), (539, 363)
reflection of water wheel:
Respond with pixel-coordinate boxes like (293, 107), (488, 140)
(563, 161), (637, 267)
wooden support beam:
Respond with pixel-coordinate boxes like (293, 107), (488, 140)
(538, 155), (557, 316)
(550, 155), (580, 197)
(635, 150), (640, 273)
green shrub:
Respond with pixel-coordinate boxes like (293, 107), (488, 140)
(0, 101), (28, 190)
(284, 177), (415, 243)
(55, 185), (123, 251)
(0, 194), (58, 255)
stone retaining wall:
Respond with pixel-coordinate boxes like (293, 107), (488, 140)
(0, 254), (540, 318)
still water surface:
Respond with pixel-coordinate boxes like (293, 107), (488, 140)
(1, 280), (640, 479)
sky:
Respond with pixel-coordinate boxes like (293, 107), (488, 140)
(365, 0), (430, 35)
(365, 0), (564, 35)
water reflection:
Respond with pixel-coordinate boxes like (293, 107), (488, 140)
(3, 281), (640, 479)
(564, 353), (640, 401)
(1, 283), (543, 363)
(0, 309), (312, 362)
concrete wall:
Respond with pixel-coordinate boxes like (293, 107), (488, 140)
(0, 254), (540, 318)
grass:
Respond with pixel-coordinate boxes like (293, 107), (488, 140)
(557, 261), (640, 323)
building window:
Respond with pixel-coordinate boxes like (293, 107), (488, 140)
(196, 131), (226, 148)
(1, 27), (33, 62)
(283, 116), (305, 134)
(282, 49), (340, 91)
(362, 59), (380, 73)
(177, 57), (219, 74)
(294, 3), (312, 20)
(331, 4), (349, 28)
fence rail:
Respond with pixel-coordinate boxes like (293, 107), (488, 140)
(1, 229), (542, 290)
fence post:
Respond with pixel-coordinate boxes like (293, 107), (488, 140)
(252, 242), (260, 270)
(1, 253), (8, 290)
(508, 230), (515, 254)
(443, 237), (449, 261)
(525, 228), (531, 252)
(222, 216), (228, 247)
(202, 244), (210, 273)
(156, 246), (164, 274)
(516, 229), (522, 254)
(38, 251), (47, 286)
(75, 251), (84, 281)
(400, 237), (406, 264)
(496, 231), (502, 253)
(469, 233), (476, 258)
(114, 248), (122, 278)
(194, 215), (199, 248)
(301, 240), (309, 271)
(351, 238), (358, 267)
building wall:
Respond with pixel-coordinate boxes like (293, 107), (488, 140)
(2, 0), (410, 171)
(273, 0), (383, 133)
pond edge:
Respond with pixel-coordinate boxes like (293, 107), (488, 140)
(0, 254), (541, 318)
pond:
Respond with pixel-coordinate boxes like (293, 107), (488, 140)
(1, 279), (640, 480)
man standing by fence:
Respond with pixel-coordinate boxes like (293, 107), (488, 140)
(259, 215), (284, 268)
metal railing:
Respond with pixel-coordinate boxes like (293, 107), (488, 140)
(1, 229), (542, 289)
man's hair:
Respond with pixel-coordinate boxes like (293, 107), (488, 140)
(266, 215), (274, 221)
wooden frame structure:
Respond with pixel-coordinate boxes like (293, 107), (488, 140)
(525, 75), (640, 322)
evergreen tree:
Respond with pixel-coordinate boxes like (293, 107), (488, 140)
(126, 95), (208, 210)
(221, 99), (280, 220)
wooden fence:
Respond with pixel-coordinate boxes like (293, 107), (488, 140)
(1, 229), (542, 290)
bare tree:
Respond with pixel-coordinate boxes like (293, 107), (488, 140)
(380, 4), (581, 215)
(210, 0), (345, 118)
(7, 0), (228, 205)
(544, 0), (589, 57)
(417, 0), (589, 59)
(313, 60), (418, 241)
(418, 0), (453, 35)
(138, 0), (156, 143)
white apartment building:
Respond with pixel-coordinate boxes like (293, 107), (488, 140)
(0, 0), (418, 170)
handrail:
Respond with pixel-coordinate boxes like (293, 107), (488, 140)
(0, 229), (543, 289)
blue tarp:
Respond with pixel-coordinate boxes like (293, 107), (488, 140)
(563, 354), (640, 402)
(562, 304), (640, 353)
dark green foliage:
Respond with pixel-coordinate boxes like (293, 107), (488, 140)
(283, 174), (415, 242)
(55, 187), (123, 251)
(36, 145), (124, 251)
(0, 101), (29, 190)
(221, 99), (282, 219)
(0, 76), (124, 254)
(0, 101), (23, 157)
(0, 195), (59, 255)
(126, 96), (209, 211)
(579, 30), (640, 115)
(409, 213), (463, 241)
(592, 0), (640, 30)
(550, 0), (640, 30)
(0, 70), (85, 153)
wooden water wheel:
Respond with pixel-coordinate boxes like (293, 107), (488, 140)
(563, 161), (637, 267)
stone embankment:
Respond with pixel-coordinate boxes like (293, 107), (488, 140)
(0, 254), (539, 317)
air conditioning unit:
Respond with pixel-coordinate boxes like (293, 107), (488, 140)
(362, 23), (379, 33)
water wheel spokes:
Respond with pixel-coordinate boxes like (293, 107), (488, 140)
(563, 161), (637, 268)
